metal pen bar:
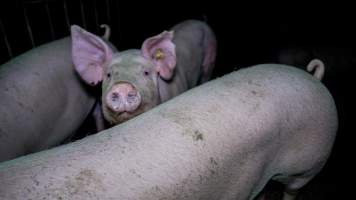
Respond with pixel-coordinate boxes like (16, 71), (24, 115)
(105, 0), (110, 23)
(0, 18), (13, 58)
(94, 0), (99, 32)
(63, 0), (71, 31)
(45, 1), (55, 40)
(79, 0), (86, 29)
(22, 2), (36, 48)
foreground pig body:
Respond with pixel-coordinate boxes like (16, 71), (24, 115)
(72, 20), (217, 124)
(0, 61), (337, 200)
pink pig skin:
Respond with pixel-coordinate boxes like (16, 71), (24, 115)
(0, 62), (337, 200)
(0, 37), (96, 162)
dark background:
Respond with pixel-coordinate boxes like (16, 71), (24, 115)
(0, 1), (354, 199)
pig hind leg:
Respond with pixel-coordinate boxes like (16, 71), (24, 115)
(281, 176), (310, 200)
(277, 168), (321, 200)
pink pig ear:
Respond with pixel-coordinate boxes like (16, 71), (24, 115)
(71, 25), (113, 85)
(141, 31), (176, 80)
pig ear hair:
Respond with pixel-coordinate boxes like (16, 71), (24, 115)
(71, 25), (113, 86)
(141, 31), (176, 80)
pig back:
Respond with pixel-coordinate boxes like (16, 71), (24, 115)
(0, 37), (95, 162)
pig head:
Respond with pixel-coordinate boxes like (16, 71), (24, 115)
(71, 20), (217, 124)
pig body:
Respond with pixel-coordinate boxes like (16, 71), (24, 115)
(155, 20), (217, 100)
(0, 37), (95, 162)
(0, 63), (337, 200)
(72, 20), (217, 124)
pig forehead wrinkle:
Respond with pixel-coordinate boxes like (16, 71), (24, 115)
(110, 50), (150, 67)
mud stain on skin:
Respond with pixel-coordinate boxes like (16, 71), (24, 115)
(210, 157), (218, 166)
(46, 168), (106, 199)
(220, 75), (239, 88)
(250, 90), (264, 98)
(33, 71), (41, 77)
(247, 79), (262, 87)
(17, 101), (25, 109)
(193, 130), (204, 141)
(129, 168), (143, 179)
(158, 108), (195, 137)
(208, 156), (220, 178)
(159, 108), (193, 128)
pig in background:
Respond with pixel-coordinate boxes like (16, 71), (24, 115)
(0, 26), (113, 163)
(71, 20), (217, 125)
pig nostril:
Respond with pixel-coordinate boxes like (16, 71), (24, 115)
(127, 91), (138, 104)
(127, 91), (136, 98)
(111, 92), (120, 102)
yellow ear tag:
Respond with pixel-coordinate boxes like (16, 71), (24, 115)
(154, 49), (165, 60)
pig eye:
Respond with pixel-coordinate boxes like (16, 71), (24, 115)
(107, 72), (111, 78)
(144, 70), (150, 76)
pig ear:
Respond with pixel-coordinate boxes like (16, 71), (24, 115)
(141, 31), (176, 80)
(71, 25), (113, 85)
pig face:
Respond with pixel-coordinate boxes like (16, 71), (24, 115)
(71, 25), (176, 124)
(101, 51), (160, 124)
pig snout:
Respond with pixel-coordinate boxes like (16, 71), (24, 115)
(105, 83), (141, 113)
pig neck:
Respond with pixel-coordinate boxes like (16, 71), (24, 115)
(157, 67), (189, 103)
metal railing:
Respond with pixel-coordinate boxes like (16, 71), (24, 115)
(0, 0), (116, 64)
